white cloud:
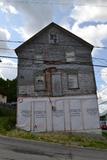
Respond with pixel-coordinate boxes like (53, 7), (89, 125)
(0, 2), (18, 14)
(71, 5), (107, 23)
(0, 27), (17, 80)
(0, 0), (107, 82)
(11, 2), (53, 40)
(97, 87), (107, 113)
(14, 27), (30, 40)
(0, 59), (17, 80)
(73, 0), (107, 7)
(69, 2), (107, 50)
(0, 27), (10, 40)
(71, 23), (107, 46)
(101, 68), (107, 84)
(8, 5), (18, 14)
(97, 68), (107, 113)
(0, 27), (11, 57)
(1, 0), (107, 48)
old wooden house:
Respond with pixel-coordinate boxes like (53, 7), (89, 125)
(15, 22), (100, 133)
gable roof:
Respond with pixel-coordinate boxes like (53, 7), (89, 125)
(15, 22), (93, 53)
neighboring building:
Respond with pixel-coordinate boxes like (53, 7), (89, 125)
(100, 110), (107, 129)
(15, 22), (100, 133)
(0, 94), (7, 104)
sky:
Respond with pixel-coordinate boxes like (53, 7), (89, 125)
(0, 0), (107, 112)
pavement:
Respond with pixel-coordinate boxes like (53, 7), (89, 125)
(0, 135), (107, 160)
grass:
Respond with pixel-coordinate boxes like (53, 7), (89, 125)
(0, 130), (107, 149)
(102, 131), (107, 138)
(0, 105), (107, 149)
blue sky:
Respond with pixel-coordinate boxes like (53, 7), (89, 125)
(0, 0), (107, 112)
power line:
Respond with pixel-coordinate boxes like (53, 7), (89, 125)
(0, 39), (106, 49)
(0, 64), (106, 77)
(93, 57), (107, 63)
(0, 55), (17, 59)
(1, 52), (107, 64)
(93, 59), (107, 66)
(0, 56), (107, 68)
(0, 40), (23, 43)
(0, 45), (107, 51)
(0, 47), (13, 51)
(0, 44), (107, 68)
(0, 63), (107, 75)
(1, 60), (107, 74)
(0, 59), (107, 69)
(0, 55), (98, 64)
(4, 0), (107, 7)
(95, 46), (107, 49)
(0, 66), (17, 69)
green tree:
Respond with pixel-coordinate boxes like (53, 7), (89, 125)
(0, 78), (17, 102)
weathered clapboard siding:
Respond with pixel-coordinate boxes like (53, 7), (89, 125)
(15, 23), (100, 133)
(16, 22), (95, 97)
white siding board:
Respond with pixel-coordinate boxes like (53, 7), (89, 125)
(17, 95), (100, 133)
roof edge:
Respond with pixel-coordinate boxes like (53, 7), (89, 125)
(15, 22), (93, 53)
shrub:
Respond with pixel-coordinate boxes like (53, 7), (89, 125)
(0, 105), (16, 131)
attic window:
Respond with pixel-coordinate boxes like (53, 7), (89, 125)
(65, 51), (75, 62)
(20, 75), (24, 79)
(49, 33), (58, 44)
(68, 74), (79, 89)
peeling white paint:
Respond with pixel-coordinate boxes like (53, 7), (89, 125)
(17, 94), (100, 133)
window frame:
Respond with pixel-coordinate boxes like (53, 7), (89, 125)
(35, 74), (46, 91)
(65, 51), (75, 62)
(67, 73), (79, 89)
(34, 54), (43, 64)
(49, 32), (58, 44)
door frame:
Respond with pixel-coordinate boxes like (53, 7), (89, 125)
(51, 71), (63, 97)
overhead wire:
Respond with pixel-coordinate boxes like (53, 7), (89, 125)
(0, 62), (107, 69)
(4, 0), (107, 7)
(0, 40), (107, 68)
(0, 53), (107, 66)
(0, 39), (107, 49)
(1, 1), (107, 94)
(0, 53), (107, 69)
(0, 44), (107, 50)
(0, 39), (107, 48)
(0, 65), (106, 82)
(0, 40), (23, 43)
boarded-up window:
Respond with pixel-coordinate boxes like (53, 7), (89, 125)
(65, 52), (75, 62)
(35, 75), (45, 91)
(68, 74), (78, 89)
(49, 33), (58, 44)
(34, 54), (43, 63)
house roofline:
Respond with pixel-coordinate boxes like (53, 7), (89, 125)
(15, 22), (93, 54)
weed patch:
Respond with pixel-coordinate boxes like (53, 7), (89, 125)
(0, 105), (107, 149)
